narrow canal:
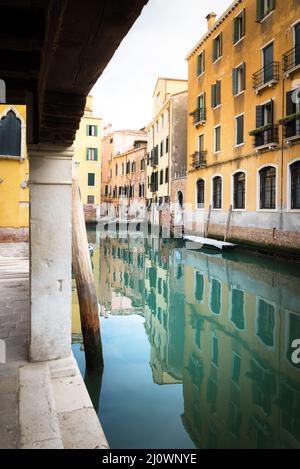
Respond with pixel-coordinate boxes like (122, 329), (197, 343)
(72, 229), (300, 449)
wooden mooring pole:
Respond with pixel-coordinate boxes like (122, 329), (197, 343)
(72, 169), (103, 371)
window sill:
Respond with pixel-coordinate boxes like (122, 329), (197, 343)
(214, 151), (221, 155)
(232, 208), (247, 212)
(197, 71), (205, 78)
(286, 208), (300, 213)
(212, 208), (223, 211)
(0, 154), (23, 161)
(234, 90), (245, 98)
(258, 10), (275, 24)
(256, 209), (278, 213)
(254, 78), (279, 95)
(233, 36), (245, 47)
(212, 104), (222, 111)
(234, 143), (245, 148)
(213, 56), (223, 65)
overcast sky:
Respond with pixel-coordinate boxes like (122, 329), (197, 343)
(91, 0), (230, 131)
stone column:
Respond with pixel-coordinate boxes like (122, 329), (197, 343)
(28, 144), (73, 362)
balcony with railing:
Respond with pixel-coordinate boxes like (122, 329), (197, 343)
(283, 45), (300, 76)
(191, 108), (206, 127)
(191, 151), (207, 169)
(249, 124), (279, 149)
(253, 62), (279, 94)
(280, 112), (300, 142)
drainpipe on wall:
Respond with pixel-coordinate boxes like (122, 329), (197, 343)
(280, 71), (285, 230)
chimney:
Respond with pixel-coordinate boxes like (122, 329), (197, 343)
(206, 12), (217, 30)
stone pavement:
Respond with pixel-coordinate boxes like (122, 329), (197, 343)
(0, 243), (29, 449)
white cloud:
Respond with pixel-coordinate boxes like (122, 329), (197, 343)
(91, 0), (230, 130)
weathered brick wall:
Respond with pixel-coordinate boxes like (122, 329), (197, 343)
(188, 222), (300, 252)
(0, 228), (29, 243)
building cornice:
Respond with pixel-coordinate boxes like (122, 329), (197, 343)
(185, 0), (242, 61)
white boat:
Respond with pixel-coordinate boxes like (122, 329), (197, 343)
(184, 235), (237, 251)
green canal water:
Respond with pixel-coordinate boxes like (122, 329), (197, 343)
(72, 231), (300, 449)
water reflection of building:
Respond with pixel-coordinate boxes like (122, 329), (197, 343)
(72, 233), (300, 449)
(182, 251), (300, 449)
(98, 237), (146, 316)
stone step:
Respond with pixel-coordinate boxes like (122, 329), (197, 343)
(19, 363), (64, 449)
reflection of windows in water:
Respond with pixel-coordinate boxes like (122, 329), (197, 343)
(232, 353), (241, 386)
(249, 416), (273, 449)
(212, 334), (219, 367)
(157, 307), (162, 323)
(231, 288), (245, 330)
(195, 318), (202, 349)
(207, 426), (218, 449)
(177, 264), (183, 280)
(163, 281), (168, 301)
(278, 381), (300, 442)
(257, 299), (275, 347)
(158, 278), (162, 294)
(286, 312), (300, 369)
(138, 279), (143, 294)
(207, 378), (218, 410)
(130, 277), (134, 290)
(229, 401), (241, 438)
(149, 267), (157, 289)
(124, 272), (129, 287)
(188, 353), (203, 389)
(195, 271), (204, 302)
(113, 272), (116, 282)
(163, 313), (167, 330)
(250, 359), (276, 417)
(210, 279), (221, 315)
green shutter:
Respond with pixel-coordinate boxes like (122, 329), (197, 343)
(197, 54), (201, 75)
(213, 38), (217, 62)
(232, 68), (238, 96)
(94, 148), (98, 161)
(94, 126), (98, 137)
(86, 148), (89, 160)
(211, 84), (215, 108)
(286, 90), (295, 116)
(242, 9), (246, 37)
(216, 81), (221, 105)
(270, 0), (275, 12)
(219, 33), (223, 57)
(233, 17), (239, 44)
(241, 63), (246, 91)
(86, 125), (89, 136)
(256, 0), (264, 21)
(202, 50), (205, 73)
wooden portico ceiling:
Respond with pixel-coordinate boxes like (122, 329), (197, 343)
(0, 0), (148, 145)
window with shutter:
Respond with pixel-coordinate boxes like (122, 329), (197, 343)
(197, 51), (205, 76)
(259, 166), (276, 209)
(213, 176), (222, 208)
(257, 0), (275, 22)
(233, 63), (246, 96)
(233, 10), (245, 44)
(233, 172), (246, 209)
(214, 126), (221, 153)
(165, 167), (169, 184)
(291, 161), (300, 209)
(213, 34), (222, 62)
(0, 110), (22, 157)
(196, 179), (205, 208)
(236, 115), (244, 145)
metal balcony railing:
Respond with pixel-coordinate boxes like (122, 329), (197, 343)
(253, 62), (279, 91)
(281, 114), (300, 140)
(283, 45), (300, 74)
(192, 108), (206, 126)
(191, 151), (207, 168)
(251, 124), (279, 148)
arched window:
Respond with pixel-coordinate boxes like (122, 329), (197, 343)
(212, 176), (222, 209)
(132, 162), (136, 173)
(0, 110), (21, 157)
(196, 179), (205, 209)
(259, 166), (276, 209)
(233, 172), (245, 209)
(178, 191), (183, 208)
(290, 161), (300, 209)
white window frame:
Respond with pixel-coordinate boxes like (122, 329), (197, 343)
(235, 112), (245, 147)
(231, 169), (247, 212)
(287, 157), (300, 211)
(213, 33), (223, 65)
(211, 174), (223, 210)
(233, 61), (245, 97)
(233, 9), (245, 47)
(195, 177), (206, 211)
(214, 125), (221, 154)
(256, 164), (278, 212)
(197, 50), (205, 77)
